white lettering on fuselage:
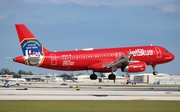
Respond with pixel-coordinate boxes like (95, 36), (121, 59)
(63, 60), (74, 66)
(132, 65), (143, 68)
(129, 49), (153, 56)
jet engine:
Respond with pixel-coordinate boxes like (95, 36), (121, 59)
(121, 62), (146, 72)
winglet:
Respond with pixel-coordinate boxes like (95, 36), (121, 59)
(6, 74), (10, 79)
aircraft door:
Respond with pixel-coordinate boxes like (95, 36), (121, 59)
(155, 47), (162, 58)
(50, 54), (57, 65)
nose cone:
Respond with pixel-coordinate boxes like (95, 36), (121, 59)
(13, 56), (26, 64)
(166, 52), (175, 62)
(171, 53), (175, 61)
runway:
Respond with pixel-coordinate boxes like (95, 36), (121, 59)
(0, 85), (180, 100)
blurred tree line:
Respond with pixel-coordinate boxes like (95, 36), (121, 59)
(0, 68), (34, 75)
(58, 73), (72, 80)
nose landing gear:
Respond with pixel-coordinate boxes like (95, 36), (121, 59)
(152, 65), (158, 75)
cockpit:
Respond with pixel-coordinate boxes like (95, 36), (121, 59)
(165, 49), (169, 52)
(162, 48), (175, 62)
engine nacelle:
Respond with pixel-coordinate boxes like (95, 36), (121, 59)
(121, 62), (146, 72)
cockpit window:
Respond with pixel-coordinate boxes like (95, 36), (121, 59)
(165, 49), (169, 52)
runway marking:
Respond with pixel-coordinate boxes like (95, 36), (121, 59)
(1, 86), (180, 100)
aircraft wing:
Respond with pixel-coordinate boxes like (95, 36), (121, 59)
(103, 53), (133, 68)
(1, 80), (19, 87)
(1, 80), (10, 87)
(89, 54), (133, 71)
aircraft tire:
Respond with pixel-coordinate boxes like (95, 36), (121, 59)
(108, 74), (116, 80)
(153, 71), (158, 75)
(90, 74), (97, 80)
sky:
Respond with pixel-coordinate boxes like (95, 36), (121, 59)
(0, 0), (180, 75)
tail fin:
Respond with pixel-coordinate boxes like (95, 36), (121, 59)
(15, 24), (48, 57)
(6, 74), (10, 80)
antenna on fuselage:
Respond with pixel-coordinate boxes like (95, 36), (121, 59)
(150, 44), (153, 46)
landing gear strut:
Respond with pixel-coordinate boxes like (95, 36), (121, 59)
(108, 66), (116, 80)
(152, 65), (158, 75)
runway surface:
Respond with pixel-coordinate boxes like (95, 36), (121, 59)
(0, 84), (180, 100)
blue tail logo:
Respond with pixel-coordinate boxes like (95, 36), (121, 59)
(21, 39), (43, 56)
(21, 39), (44, 66)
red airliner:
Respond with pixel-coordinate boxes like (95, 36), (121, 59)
(13, 24), (175, 80)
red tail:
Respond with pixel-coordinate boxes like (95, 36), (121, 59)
(15, 24), (49, 56)
(15, 24), (36, 43)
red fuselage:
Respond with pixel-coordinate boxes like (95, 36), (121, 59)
(14, 45), (174, 72)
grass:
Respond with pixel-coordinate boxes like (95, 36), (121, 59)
(0, 100), (180, 112)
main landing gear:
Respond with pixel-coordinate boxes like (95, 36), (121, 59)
(152, 65), (158, 75)
(90, 72), (116, 80)
(108, 73), (116, 80)
(90, 72), (97, 80)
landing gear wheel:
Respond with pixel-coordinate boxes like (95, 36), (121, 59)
(90, 74), (97, 80)
(152, 65), (158, 75)
(108, 74), (116, 80)
(153, 71), (158, 75)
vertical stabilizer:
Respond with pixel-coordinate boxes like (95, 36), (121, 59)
(15, 24), (48, 66)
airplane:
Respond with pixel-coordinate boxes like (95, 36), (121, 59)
(125, 75), (136, 85)
(0, 75), (20, 87)
(4, 74), (26, 82)
(0, 80), (19, 88)
(13, 24), (175, 80)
